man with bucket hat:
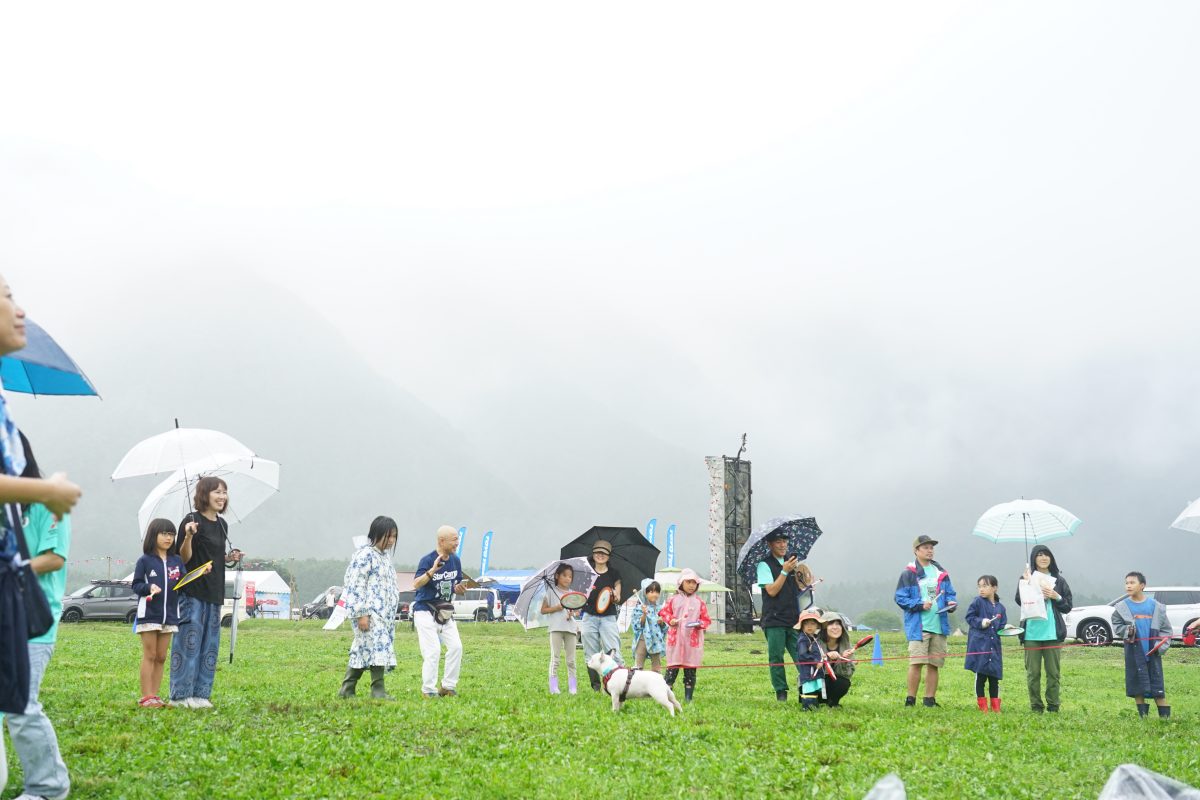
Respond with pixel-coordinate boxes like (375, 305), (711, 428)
(581, 539), (623, 691)
(895, 535), (957, 707)
(756, 529), (803, 701)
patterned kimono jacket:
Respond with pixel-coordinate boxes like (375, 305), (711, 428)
(341, 545), (400, 668)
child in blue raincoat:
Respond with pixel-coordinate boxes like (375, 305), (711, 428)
(631, 579), (666, 672)
(964, 575), (1006, 712)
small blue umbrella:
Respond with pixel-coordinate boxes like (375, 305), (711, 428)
(0, 319), (98, 397)
(736, 515), (823, 587)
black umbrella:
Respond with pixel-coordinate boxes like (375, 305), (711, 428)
(560, 526), (660, 593)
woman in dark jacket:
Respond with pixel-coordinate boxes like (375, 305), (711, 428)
(1014, 545), (1073, 712)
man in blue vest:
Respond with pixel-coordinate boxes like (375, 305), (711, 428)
(757, 530), (802, 702)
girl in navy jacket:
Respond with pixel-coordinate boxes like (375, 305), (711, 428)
(131, 518), (194, 708)
(964, 575), (1007, 712)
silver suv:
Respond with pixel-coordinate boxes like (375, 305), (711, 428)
(1064, 587), (1200, 646)
(61, 580), (139, 624)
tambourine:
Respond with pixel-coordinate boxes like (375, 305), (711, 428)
(559, 591), (587, 611)
(595, 587), (614, 614)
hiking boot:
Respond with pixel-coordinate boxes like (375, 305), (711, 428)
(339, 666), (365, 698)
(438, 686), (458, 697)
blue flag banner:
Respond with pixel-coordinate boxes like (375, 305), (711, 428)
(480, 530), (493, 576)
(667, 524), (676, 568)
(456, 526), (467, 558)
(646, 518), (657, 545)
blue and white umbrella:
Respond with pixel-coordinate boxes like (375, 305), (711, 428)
(972, 499), (1081, 549)
(0, 319), (98, 397)
(736, 516), (823, 587)
(1169, 498), (1200, 535)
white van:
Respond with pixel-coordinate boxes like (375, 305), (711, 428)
(452, 588), (502, 622)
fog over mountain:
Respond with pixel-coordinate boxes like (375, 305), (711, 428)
(4, 2), (1200, 603)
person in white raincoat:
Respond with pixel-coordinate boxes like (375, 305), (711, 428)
(338, 516), (400, 700)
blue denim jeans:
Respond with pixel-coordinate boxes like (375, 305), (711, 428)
(170, 596), (221, 701)
(581, 614), (622, 664)
(4, 642), (70, 798)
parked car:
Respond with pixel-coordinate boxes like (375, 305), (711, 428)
(453, 588), (502, 622)
(301, 586), (343, 620)
(61, 580), (139, 623)
(396, 591), (417, 621)
(1063, 587), (1200, 646)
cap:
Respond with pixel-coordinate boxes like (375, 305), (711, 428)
(764, 529), (789, 542)
(912, 535), (938, 549)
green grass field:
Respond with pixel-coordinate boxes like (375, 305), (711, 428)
(5, 622), (1199, 799)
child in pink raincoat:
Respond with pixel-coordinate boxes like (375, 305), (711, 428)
(659, 567), (711, 703)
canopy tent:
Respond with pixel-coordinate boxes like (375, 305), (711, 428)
(476, 569), (536, 602)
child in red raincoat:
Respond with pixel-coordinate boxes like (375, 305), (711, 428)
(659, 567), (711, 703)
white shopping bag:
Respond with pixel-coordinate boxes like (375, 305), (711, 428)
(1019, 573), (1056, 621)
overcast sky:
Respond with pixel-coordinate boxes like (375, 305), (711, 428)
(3, 3), (1199, 588)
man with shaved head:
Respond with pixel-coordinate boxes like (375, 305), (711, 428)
(412, 525), (467, 697)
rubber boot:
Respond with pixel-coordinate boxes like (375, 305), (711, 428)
(977, 697), (988, 712)
(801, 697), (818, 711)
(369, 667), (395, 701)
(684, 686), (694, 703)
(776, 690), (788, 702)
(567, 675), (577, 695)
(1157, 705), (1171, 719)
(549, 675), (560, 695)
(587, 668), (602, 692)
(990, 697), (1001, 713)
(338, 667), (364, 698)
(1137, 703), (1149, 718)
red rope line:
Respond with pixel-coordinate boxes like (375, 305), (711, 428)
(691, 636), (1168, 670)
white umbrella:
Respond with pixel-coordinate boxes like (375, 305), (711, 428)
(513, 557), (597, 630)
(1169, 498), (1200, 534)
(136, 458), (281, 537)
(112, 425), (255, 480)
(972, 499), (1081, 552)
(653, 567), (731, 594)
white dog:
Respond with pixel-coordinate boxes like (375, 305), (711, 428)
(586, 651), (683, 716)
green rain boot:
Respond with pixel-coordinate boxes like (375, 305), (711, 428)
(338, 667), (365, 698)
(370, 667), (395, 701)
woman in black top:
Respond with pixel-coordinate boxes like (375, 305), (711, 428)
(168, 476), (243, 708)
(581, 540), (622, 691)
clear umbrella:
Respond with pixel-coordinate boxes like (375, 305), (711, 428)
(513, 557), (597, 630)
(112, 422), (255, 480)
(136, 458), (280, 538)
(1169, 498), (1200, 534)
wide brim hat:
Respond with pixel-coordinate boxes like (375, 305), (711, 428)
(793, 610), (823, 630)
(591, 540), (613, 555)
(819, 611), (846, 626)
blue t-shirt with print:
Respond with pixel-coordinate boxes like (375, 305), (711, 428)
(414, 551), (462, 612)
(1125, 597), (1156, 655)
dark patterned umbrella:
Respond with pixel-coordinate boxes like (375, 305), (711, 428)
(736, 516), (823, 587)
(560, 526), (660, 593)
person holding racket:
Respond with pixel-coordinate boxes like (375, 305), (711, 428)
(170, 476), (242, 709)
(894, 535), (958, 708)
(964, 575), (1007, 712)
(818, 611), (857, 708)
(1112, 571), (1172, 719)
(581, 540), (622, 692)
(539, 562), (582, 695)
(412, 525), (467, 697)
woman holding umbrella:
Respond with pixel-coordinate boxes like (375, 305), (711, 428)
(170, 476), (243, 709)
(582, 540), (622, 691)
